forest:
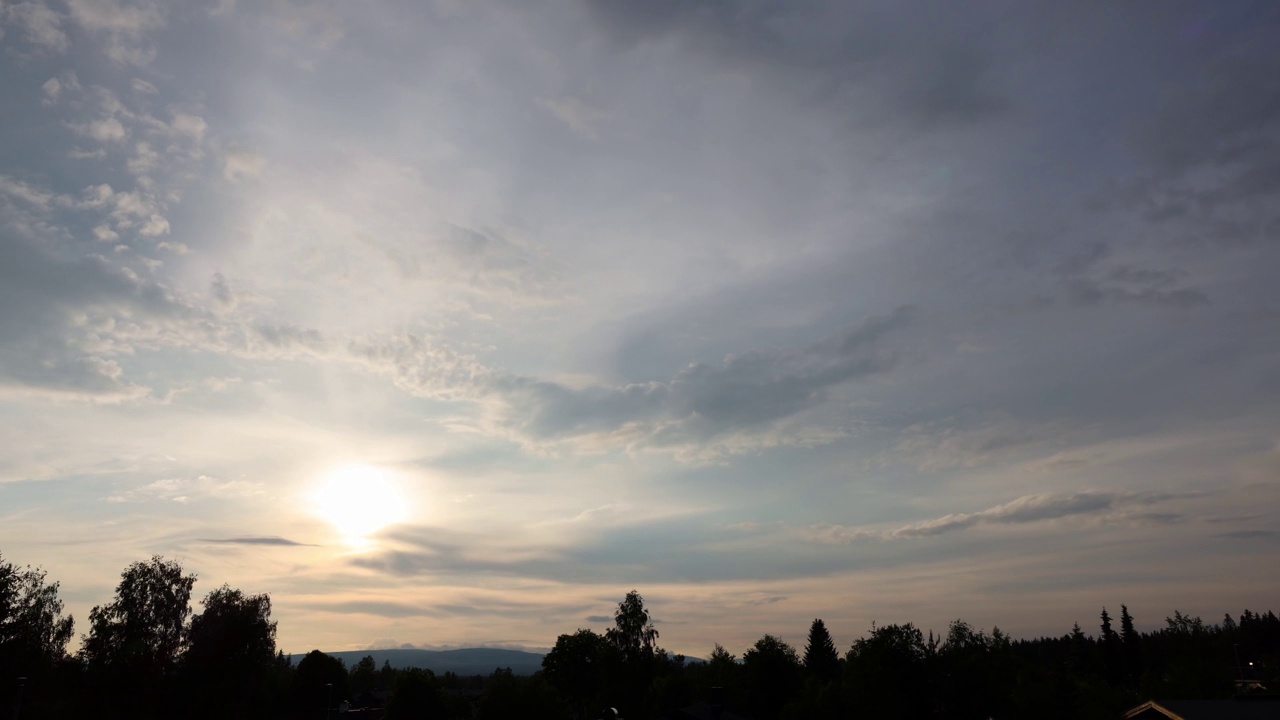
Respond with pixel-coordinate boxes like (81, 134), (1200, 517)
(1, 552), (1276, 719)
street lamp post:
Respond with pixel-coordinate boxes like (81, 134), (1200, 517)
(325, 682), (333, 720)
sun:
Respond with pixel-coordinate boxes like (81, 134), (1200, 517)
(314, 465), (407, 538)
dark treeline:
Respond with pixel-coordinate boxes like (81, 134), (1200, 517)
(2, 553), (1277, 719)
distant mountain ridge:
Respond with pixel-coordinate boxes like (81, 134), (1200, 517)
(288, 647), (546, 676)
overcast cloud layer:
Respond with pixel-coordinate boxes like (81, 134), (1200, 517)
(1, 0), (1278, 655)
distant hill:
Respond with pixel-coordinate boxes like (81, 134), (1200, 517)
(288, 647), (545, 676)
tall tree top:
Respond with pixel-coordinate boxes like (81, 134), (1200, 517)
(1100, 607), (1117, 643)
(803, 618), (840, 682)
(81, 555), (196, 675)
(605, 590), (659, 664)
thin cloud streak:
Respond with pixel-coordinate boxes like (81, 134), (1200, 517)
(199, 536), (315, 547)
(807, 491), (1204, 544)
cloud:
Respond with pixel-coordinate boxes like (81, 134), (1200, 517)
(106, 475), (264, 504)
(41, 72), (81, 105)
(579, 0), (1012, 130)
(73, 117), (128, 144)
(808, 491), (1183, 544)
(437, 224), (564, 298)
(539, 96), (607, 140)
(302, 601), (431, 619)
(209, 0), (236, 18)
(1217, 530), (1278, 540)
(3, 1), (70, 52)
(170, 112), (206, 138)
(352, 517), (870, 585)
(0, 230), (197, 399)
(139, 214), (170, 236)
(892, 493), (1118, 539)
(66, 0), (165, 65)
(66, 0), (164, 33)
(0, 175), (57, 210)
(201, 536), (314, 546)
(92, 225), (119, 242)
(497, 306), (917, 450)
(223, 147), (264, 181)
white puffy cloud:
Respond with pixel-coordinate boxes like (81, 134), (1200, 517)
(168, 112), (206, 142)
(74, 116), (128, 143)
(222, 147), (264, 181)
(138, 213), (169, 236)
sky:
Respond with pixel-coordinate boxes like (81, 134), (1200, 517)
(1, 0), (1279, 658)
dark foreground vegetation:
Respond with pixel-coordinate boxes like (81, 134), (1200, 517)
(1, 552), (1277, 719)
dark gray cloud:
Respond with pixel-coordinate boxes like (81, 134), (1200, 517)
(302, 601), (429, 619)
(354, 515), (988, 585)
(578, 0), (1013, 129)
(200, 536), (313, 547)
(500, 306), (916, 444)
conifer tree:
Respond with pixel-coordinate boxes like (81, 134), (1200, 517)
(802, 618), (840, 682)
(1119, 604), (1142, 683)
(1119, 605), (1136, 645)
(1100, 607), (1120, 685)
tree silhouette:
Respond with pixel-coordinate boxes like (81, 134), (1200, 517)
(742, 634), (801, 720)
(802, 618), (840, 682)
(706, 642), (737, 686)
(845, 623), (936, 720)
(0, 554), (74, 676)
(1120, 604), (1142, 683)
(605, 590), (659, 664)
(186, 585), (276, 668)
(938, 620), (1014, 720)
(1100, 607), (1120, 685)
(293, 649), (348, 713)
(542, 629), (615, 720)
(388, 666), (445, 719)
(478, 667), (564, 720)
(79, 556), (195, 718)
(350, 654), (378, 697)
(182, 585), (278, 719)
(4, 556), (1280, 720)
(81, 556), (195, 676)
(604, 590), (661, 714)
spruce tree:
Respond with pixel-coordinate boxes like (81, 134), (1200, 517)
(1119, 605), (1136, 643)
(1119, 604), (1141, 683)
(802, 618), (840, 682)
(1100, 607), (1120, 685)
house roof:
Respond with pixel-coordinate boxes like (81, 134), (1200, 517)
(1123, 699), (1280, 720)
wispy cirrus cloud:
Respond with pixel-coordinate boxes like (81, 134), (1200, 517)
(807, 491), (1194, 545)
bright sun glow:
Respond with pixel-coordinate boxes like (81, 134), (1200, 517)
(315, 465), (407, 538)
